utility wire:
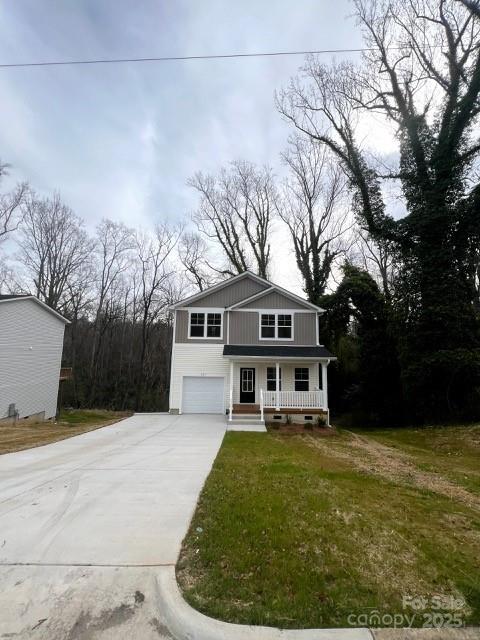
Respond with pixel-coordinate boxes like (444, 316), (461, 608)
(0, 47), (380, 69)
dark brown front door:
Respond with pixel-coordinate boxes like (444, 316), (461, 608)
(240, 368), (255, 403)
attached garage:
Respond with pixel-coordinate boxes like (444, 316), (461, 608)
(182, 376), (225, 414)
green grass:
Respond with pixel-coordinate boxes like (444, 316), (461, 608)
(177, 428), (480, 629)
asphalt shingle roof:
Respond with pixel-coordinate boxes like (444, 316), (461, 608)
(223, 345), (335, 358)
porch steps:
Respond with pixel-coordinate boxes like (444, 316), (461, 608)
(227, 412), (266, 432)
(227, 423), (267, 432)
(232, 404), (259, 414)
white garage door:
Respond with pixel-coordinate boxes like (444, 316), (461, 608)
(182, 376), (225, 414)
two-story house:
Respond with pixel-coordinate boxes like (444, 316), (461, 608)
(169, 271), (335, 426)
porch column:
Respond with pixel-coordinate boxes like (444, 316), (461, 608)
(321, 361), (329, 409)
(229, 360), (234, 421)
(275, 361), (280, 411)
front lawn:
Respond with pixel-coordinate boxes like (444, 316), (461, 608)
(0, 409), (131, 454)
(177, 426), (480, 629)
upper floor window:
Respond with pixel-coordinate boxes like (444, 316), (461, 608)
(260, 313), (293, 340)
(189, 311), (223, 339)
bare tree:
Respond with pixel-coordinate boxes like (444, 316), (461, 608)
(455, 0), (480, 17)
(135, 223), (182, 408)
(277, 135), (351, 304)
(277, 1), (480, 244)
(277, 0), (480, 419)
(189, 161), (276, 279)
(0, 262), (19, 294)
(0, 163), (28, 244)
(88, 219), (134, 402)
(232, 160), (275, 279)
(17, 192), (92, 311)
(178, 231), (213, 291)
(350, 229), (396, 299)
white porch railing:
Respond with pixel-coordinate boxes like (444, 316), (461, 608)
(262, 389), (324, 410)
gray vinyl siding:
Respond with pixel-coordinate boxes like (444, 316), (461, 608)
(175, 310), (227, 344)
(175, 274), (317, 345)
(189, 277), (268, 307)
(239, 290), (307, 310)
(229, 311), (317, 345)
(0, 299), (66, 420)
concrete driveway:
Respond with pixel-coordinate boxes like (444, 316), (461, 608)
(0, 413), (226, 639)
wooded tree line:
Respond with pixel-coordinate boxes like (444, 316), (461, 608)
(0, 0), (479, 423)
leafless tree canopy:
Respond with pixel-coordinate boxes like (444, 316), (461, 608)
(277, 0), (480, 421)
(277, 0), (480, 242)
(0, 162), (28, 243)
(189, 160), (276, 279)
(276, 0), (480, 326)
(277, 135), (351, 304)
(134, 223), (182, 406)
(349, 229), (396, 299)
(17, 192), (92, 312)
(178, 232), (213, 291)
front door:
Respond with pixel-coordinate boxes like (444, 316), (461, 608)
(240, 368), (255, 403)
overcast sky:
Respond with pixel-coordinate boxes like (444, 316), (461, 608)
(0, 0), (368, 290)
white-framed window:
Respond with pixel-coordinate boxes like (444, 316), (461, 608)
(188, 310), (223, 339)
(259, 313), (293, 340)
(266, 367), (282, 391)
(295, 367), (309, 391)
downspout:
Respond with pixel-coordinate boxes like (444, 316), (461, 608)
(168, 309), (177, 413)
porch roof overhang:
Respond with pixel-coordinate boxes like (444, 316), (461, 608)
(223, 345), (336, 360)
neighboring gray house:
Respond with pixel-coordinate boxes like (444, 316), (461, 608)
(0, 295), (69, 422)
(169, 271), (335, 425)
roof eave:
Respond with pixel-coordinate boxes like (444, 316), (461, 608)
(0, 296), (70, 324)
(223, 354), (336, 361)
(170, 271), (269, 309)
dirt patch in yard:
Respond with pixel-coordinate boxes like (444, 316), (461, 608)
(305, 431), (480, 511)
(267, 423), (335, 436)
(0, 410), (131, 454)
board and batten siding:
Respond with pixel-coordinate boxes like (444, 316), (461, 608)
(169, 343), (230, 412)
(188, 277), (268, 307)
(239, 290), (307, 310)
(175, 310), (227, 344)
(0, 299), (66, 419)
(229, 310), (317, 345)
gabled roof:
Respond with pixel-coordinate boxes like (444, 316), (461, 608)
(0, 295), (70, 324)
(171, 271), (268, 309)
(227, 284), (323, 312)
(171, 270), (324, 312)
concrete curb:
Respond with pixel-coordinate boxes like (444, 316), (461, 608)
(156, 565), (373, 640)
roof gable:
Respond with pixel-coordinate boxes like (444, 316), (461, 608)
(236, 289), (310, 310)
(173, 271), (270, 309)
(172, 270), (323, 312)
(228, 282), (323, 312)
(0, 295), (70, 324)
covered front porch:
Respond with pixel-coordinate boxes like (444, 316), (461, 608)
(223, 345), (334, 426)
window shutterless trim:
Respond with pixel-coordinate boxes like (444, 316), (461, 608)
(266, 366), (282, 391)
(188, 308), (224, 340)
(258, 312), (294, 341)
(294, 366), (310, 391)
